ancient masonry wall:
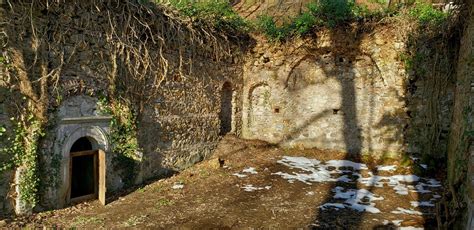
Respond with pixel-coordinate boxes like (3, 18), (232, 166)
(0, 83), (14, 214)
(447, 2), (474, 228)
(3, 2), (242, 211)
(139, 61), (243, 179)
(241, 27), (454, 156)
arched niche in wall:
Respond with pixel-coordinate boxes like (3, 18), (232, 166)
(247, 83), (272, 135)
(219, 82), (234, 135)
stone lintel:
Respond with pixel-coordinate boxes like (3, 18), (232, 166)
(60, 116), (112, 125)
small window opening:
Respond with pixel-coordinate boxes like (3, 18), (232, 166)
(333, 109), (340, 115)
(274, 107), (280, 113)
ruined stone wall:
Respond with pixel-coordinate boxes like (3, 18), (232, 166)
(242, 25), (454, 157)
(2, 1), (243, 211)
(0, 82), (14, 215)
(446, 1), (474, 228)
(139, 63), (242, 179)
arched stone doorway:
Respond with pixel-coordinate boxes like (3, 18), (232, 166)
(219, 82), (234, 135)
(62, 127), (108, 205)
(50, 95), (112, 208)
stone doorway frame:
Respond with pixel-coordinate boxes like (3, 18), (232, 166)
(57, 121), (110, 207)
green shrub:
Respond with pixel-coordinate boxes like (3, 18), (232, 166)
(314, 0), (355, 27)
(292, 11), (318, 36)
(409, 2), (448, 25)
(255, 15), (291, 42)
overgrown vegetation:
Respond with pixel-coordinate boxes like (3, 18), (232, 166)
(255, 0), (449, 41)
(158, 0), (249, 33)
(109, 100), (142, 188)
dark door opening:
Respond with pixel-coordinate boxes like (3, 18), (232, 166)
(69, 137), (98, 202)
(70, 154), (97, 199)
(219, 82), (233, 135)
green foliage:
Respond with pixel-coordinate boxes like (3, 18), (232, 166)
(256, 0), (395, 41)
(109, 100), (141, 188)
(292, 12), (318, 36)
(409, 2), (448, 26)
(0, 115), (43, 208)
(255, 15), (290, 42)
(314, 0), (355, 27)
(160, 0), (249, 33)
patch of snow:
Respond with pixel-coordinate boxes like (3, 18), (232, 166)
(391, 175), (420, 183)
(413, 183), (432, 194)
(391, 207), (423, 215)
(274, 156), (442, 201)
(325, 160), (368, 170)
(394, 184), (409, 195)
(336, 175), (352, 183)
(172, 184), (184, 189)
(242, 167), (258, 174)
(321, 186), (384, 213)
(233, 173), (248, 178)
(410, 201), (435, 207)
(377, 165), (397, 171)
(277, 156), (321, 169)
(306, 191), (315, 196)
(240, 184), (271, 192)
(426, 179), (442, 187)
(419, 164), (428, 169)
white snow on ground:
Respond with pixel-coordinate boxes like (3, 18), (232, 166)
(242, 167), (258, 174)
(377, 165), (397, 171)
(232, 173), (248, 178)
(233, 167), (259, 178)
(240, 184), (271, 192)
(410, 201), (435, 207)
(273, 156), (442, 214)
(172, 184), (184, 189)
(391, 207), (423, 215)
(329, 186), (384, 213)
(275, 156), (440, 196)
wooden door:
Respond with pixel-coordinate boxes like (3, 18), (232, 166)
(98, 149), (107, 205)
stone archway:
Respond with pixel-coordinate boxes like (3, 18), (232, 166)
(59, 126), (109, 205)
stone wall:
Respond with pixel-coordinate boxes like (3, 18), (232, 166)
(242, 27), (407, 154)
(446, 1), (474, 228)
(2, 1), (243, 212)
(139, 61), (243, 179)
(241, 25), (454, 157)
(0, 61), (14, 215)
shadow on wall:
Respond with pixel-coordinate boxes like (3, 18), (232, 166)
(241, 9), (460, 229)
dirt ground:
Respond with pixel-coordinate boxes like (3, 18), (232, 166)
(3, 135), (443, 229)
